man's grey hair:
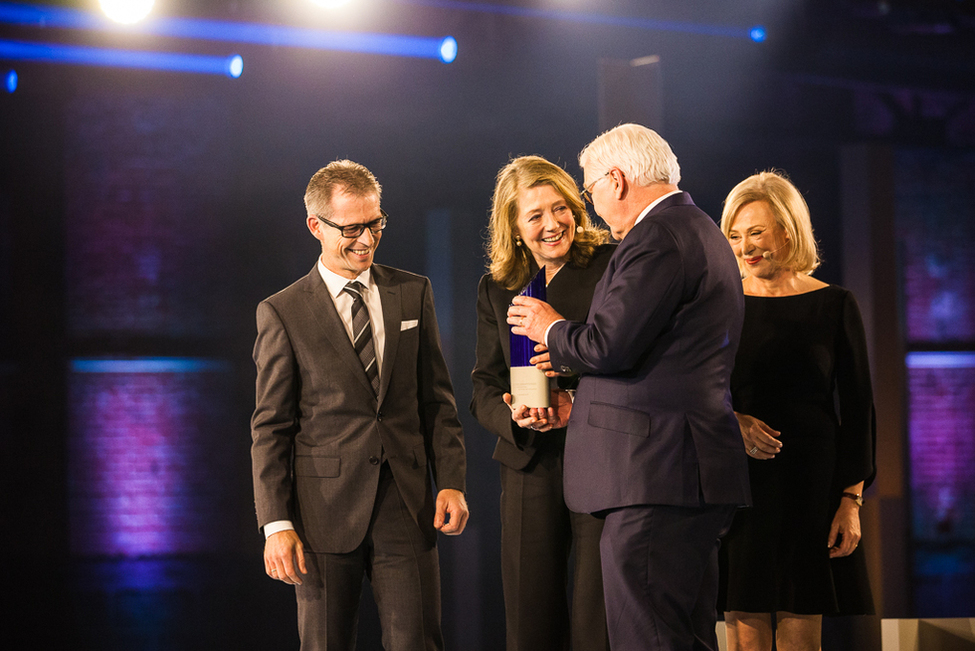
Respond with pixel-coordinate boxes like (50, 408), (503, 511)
(579, 123), (680, 187)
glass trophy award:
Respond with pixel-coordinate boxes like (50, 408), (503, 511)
(509, 267), (550, 408)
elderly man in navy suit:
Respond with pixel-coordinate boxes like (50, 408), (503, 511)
(509, 124), (750, 651)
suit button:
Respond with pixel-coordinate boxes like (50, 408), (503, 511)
(377, 411), (383, 421)
(369, 456), (380, 465)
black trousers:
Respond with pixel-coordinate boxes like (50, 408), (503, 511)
(500, 442), (609, 651)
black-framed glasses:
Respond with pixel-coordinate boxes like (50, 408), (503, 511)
(316, 209), (388, 238)
(581, 171), (611, 204)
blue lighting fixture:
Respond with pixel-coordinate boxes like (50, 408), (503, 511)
(0, 39), (244, 78)
(4, 68), (15, 92)
(439, 36), (457, 64)
(749, 25), (767, 42)
(228, 54), (243, 78)
(0, 2), (458, 63)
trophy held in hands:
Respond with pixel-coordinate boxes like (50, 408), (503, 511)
(510, 267), (550, 408)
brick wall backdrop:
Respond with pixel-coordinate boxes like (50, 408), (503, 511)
(64, 92), (233, 339)
(63, 89), (237, 558)
(896, 149), (975, 343)
(896, 148), (975, 616)
(68, 360), (234, 556)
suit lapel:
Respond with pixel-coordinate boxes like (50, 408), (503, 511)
(374, 266), (401, 405)
(299, 267), (376, 398)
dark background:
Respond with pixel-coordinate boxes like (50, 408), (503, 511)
(2, 0), (973, 648)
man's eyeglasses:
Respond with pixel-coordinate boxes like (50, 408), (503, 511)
(316, 209), (389, 238)
(581, 171), (612, 204)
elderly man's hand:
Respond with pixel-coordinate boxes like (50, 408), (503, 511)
(507, 296), (564, 345)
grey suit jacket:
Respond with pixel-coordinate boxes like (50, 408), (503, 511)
(548, 193), (751, 514)
(251, 264), (466, 554)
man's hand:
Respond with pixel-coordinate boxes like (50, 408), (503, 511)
(507, 296), (564, 345)
(265, 529), (307, 585)
(435, 489), (469, 535)
(533, 388), (572, 429)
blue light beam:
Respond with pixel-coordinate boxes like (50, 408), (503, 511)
(0, 2), (457, 62)
(71, 358), (232, 373)
(389, 0), (764, 41)
(0, 39), (243, 77)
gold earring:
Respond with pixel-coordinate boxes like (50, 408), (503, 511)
(514, 236), (522, 246)
(576, 225), (584, 233)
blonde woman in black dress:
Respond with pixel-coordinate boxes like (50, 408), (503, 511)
(718, 171), (875, 651)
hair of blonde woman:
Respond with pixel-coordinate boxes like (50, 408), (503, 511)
(719, 170), (821, 275)
(578, 123), (681, 187)
(304, 159), (382, 219)
(487, 155), (609, 291)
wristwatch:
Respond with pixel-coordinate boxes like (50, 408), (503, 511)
(842, 492), (863, 507)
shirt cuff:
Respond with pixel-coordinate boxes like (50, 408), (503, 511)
(543, 319), (565, 348)
(264, 520), (295, 539)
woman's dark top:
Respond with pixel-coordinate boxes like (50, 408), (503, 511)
(719, 285), (876, 615)
(470, 244), (615, 470)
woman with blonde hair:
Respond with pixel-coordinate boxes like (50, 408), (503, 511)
(471, 155), (614, 651)
(718, 171), (876, 651)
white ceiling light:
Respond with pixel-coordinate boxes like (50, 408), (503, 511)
(99, 0), (155, 25)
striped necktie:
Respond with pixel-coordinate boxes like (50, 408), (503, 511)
(343, 281), (380, 396)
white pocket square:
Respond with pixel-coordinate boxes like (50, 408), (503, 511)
(400, 319), (419, 331)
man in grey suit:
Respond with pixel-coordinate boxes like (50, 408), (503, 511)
(251, 159), (469, 651)
(509, 125), (750, 651)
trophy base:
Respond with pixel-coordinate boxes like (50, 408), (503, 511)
(510, 366), (550, 408)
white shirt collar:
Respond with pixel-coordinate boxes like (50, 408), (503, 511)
(634, 189), (682, 227)
(316, 258), (373, 299)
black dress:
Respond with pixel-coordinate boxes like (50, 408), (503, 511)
(718, 285), (876, 615)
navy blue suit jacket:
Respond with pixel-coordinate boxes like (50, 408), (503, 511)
(548, 192), (751, 513)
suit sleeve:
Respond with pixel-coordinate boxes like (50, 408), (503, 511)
(834, 290), (876, 491)
(470, 275), (530, 450)
(251, 300), (299, 531)
(549, 221), (685, 376)
(417, 278), (467, 493)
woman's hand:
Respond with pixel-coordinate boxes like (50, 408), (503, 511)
(828, 499), (862, 558)
(735, 412), (782, 460)
(503, 390), (571, 432)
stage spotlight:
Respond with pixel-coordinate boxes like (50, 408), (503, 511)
(310, 0), (353, 8)
(4, 69), (16, 92)
(228, 54), (243, 78)
(100, 0), (154, 25)
(750, 25), (767, 42)
(439, 36), (456, 63)
(0, 3), (457, 63)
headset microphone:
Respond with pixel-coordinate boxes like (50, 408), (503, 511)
(762, 242), (789, 260)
